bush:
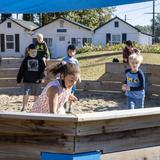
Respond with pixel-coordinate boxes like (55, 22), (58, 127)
(76, 43), (160, 54)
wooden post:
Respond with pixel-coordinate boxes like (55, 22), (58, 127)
(41, 151), (100, 160)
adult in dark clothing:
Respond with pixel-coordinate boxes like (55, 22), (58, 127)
(35, 33), (50, 65)
(17, 44), (45, 111)
(123, 40), (138, 63)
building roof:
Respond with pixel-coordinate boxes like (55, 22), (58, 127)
(33, 17), (93, 31)
(4, 18), (39, 31)
(94, 16), (153, 37)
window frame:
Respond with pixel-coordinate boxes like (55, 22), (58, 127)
(6, 34), (14, 50)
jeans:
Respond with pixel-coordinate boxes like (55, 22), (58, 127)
(127, 97), (145, 109)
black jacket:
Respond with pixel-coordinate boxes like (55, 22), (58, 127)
(35, 41), (50, 59)
(17, 56), (45, 83)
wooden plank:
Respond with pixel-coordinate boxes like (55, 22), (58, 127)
(0, 58), (23, 68)
(0, 68), (18, 78)
(77, 80), (122, 92)
(0, 78), (17, 87)
(0, 113), (77, 159)
(150, 84), (160, 94)
(76, 114), (160, 136)
(76, 107), (160, 122)
(105, 63), (149, 73)
(148, 64), (160, 76)
(102, 146), (160, 160)
(75, 126), (160, 154)
(0, 58), (60, 69)
(98, 73), (125, 81)
(0, 112), (77, 122)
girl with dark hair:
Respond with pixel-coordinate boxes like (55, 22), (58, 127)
(32, 63), (80, 114)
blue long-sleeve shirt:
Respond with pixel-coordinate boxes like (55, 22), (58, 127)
(124, 68), (145, 99)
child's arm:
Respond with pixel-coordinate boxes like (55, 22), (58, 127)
(69, 94), (78, 102)
(47, 86), (59, 114)
(17, 59), (26, 83)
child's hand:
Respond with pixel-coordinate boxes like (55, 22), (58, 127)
(41, 79), (45, 83)
(122, 84), (130, 91)
(69, 94), (78, 102)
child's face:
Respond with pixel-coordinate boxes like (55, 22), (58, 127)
(37, 36), (43, 43)
(127, 45), (133, 51)
(67, 49), (75, 57)
(29, 49), (37, 58)
(129, 60), (140, 72)
(63, 74), (79, 89)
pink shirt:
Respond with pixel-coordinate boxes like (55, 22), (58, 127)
(32, 79), (71, 114)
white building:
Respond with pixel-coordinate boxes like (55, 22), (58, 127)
(0, 16), (152, 58)
(0, 18), (39, 57)
(32, 17), (93, 58)
(93, 17), (152, 46)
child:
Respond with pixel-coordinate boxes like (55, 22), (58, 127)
(62, 44), (79, 65)
(123, 40), (138, 63)
(62, 45), (79, 113)
(17, 44), (45, 111)
(122, 52), (145, 109)
(35, 33), (50, 65)
(32, 63), (80, 114)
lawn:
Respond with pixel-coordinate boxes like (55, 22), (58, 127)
(77, 52), (160, 80)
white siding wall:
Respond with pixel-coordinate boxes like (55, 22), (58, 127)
(139, 33), (152, 45)
(0, 19), (32, 57)
(93, 18), (139, 47)
(33, 19), (93, 58)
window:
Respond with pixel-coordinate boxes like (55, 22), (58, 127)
(82, 38), (92, 46)
(57, 29), (67, 32)
(7, 22), (11, 28)
(71, 38), (81, 47)
(114, 21), (119, 28)
(112, 35), (121, 44)
(59, 36), (65, 41)
(6, 35), (14, 49)
(44, 38), (53, 47)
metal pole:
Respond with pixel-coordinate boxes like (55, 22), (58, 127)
(152, 0), (155, 44)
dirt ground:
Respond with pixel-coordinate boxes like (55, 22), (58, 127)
(0, 87), (160, 113)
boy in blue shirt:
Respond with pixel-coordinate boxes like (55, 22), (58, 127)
(62, 45), (79, 113)
(122, 52), (145, 109)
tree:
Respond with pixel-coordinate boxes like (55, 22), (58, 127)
(135, 25), (152, 34)
(154, 14), (160, 42)
(23, 14), (34, 21)
(36, 8), (115, 28)
(151, 14), (160, 43)
(1, 14), (12, 21)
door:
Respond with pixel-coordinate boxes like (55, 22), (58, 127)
(55, 35), (67, 58)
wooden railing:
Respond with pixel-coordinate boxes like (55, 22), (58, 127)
(78, 62), (160, 96)
(0, 59), (160, 95)
(0, 108), (160, 159)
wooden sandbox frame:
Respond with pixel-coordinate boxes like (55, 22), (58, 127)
(0, 107), (160, 159)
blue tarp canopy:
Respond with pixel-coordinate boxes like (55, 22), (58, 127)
(0, 0), (152, 13)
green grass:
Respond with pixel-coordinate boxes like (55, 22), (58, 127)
(75, 51), (120, 58)
(78, 51), (160, 80)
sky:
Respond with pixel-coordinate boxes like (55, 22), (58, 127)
(114, 0), (160, 26)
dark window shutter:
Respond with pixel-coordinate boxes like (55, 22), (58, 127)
(106, 33), (111, 45)
(32, 38), (37, 44)
(82, 38), (87, 46)
(15, 34), (20, 52)
(122, 33), (127, 43)
(0, 34), (5, 52)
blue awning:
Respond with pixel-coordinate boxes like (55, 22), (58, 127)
(0, 0), (152, 13)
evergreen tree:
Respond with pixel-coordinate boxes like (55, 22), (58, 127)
(1, 14), (12, 21)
